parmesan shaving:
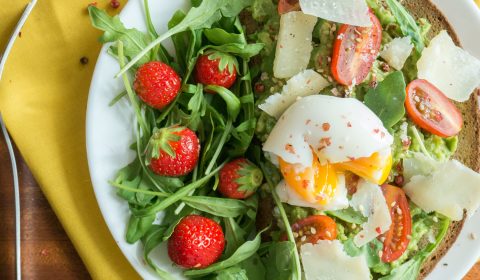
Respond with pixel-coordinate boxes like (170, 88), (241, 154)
(380, 36), (414, 70)
(299, 0), (371, 27)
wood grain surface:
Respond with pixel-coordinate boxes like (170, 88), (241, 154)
(0, 132), (478, 279)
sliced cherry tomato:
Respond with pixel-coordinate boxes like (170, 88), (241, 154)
(380, 184), (412, 263)
(331, 10), (382, 86)
(405, 79), (463, 137)
(278, 0), (300, 14)
(287, 215), (337, 245)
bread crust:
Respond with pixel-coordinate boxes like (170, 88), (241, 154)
(401, 0), (480, 278)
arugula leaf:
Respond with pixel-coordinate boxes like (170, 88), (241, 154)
(364, 71), (407, 128)
(213, 266), (248, 280)
(385, 0), (424, 52)
(88, 6), (152, 67)
(141, 225), (174, 280)
(126, 214), (156, 244)
(205, 85), (241, 120)
(204, 28), (247, 45)
(240, 254), (266, 280)
(184, 230), (265, 277)
(220, 0), (254, 17)
(168, 10), (188, 73)
(183, 196), (249, 217)
(116, 0), (229, 76)
(326, 207), (367, 224)
(224, 217), (246, 257)
(200, 43), (264, 60)
(261, 241), (296, 280)
(343, 238), (383, 268)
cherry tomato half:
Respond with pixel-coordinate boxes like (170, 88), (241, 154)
(331, 10), (382, 86)
(288, 215), (337, 245)
(278, 0), (300, 14)
(380, 185), (412, 263)
(405, 79), (463, 137)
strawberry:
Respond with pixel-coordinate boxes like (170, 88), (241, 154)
(194, 51), (238, 91)
(168, 215), (225, 269)
(133, 61), (181, 109)
(219, 158), (263, 199)
(145, 126), (200, 177)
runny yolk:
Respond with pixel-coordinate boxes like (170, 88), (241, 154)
(335, 150), (392, 185)
(278, 152), (337, 205)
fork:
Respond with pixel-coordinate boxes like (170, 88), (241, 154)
(0, 1), (37, 279)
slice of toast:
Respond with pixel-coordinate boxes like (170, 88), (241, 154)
(402, 0), (480, 278)
(243, 0), (480, 278)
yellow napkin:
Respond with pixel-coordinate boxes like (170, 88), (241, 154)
(0, 1), (139, 279)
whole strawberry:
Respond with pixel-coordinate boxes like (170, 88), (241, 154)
(219, 158), (263, 199)
(194, 51), (238, 90)
(168, 215), (225, 269)
(146, 126), (200, 177)
(133, 61), (181, 109)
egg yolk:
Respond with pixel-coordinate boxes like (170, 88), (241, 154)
(335, 150), (392, 185)
(279, 152), (337, 205)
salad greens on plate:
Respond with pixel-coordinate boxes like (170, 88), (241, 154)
(88, 0), (480, 279)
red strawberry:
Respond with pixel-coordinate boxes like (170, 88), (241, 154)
(133, 61), (181, 109)
(146, 126), (200, 177)
(219, 158), (263, 199)
(168, 215), (225, 269)
(194, 51), (238, 91)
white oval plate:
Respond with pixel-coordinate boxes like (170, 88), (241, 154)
(86, 0), (480, 279)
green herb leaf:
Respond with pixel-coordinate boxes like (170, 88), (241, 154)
(126, 214), (156, 244)
(116, 0), (230, 76)
(343, 238), (383, 268)
(364, 71), (407, 128)
(224, 217), (246, 257)
(88, 6), (152, 67)
(141, 225), (174, 280)
(204, 85), (241, 120)
(220, 0), (254, 17)
(204, 28), (247, 45)
(200, 43), (264, 60)
(213, 266), (248, 280)
(183, 196), (249, 217)
(385, 0), (424, 52)
(326, 208), (367, 224)
(261, 241), (296, 280)
(184, 229), (265, 277)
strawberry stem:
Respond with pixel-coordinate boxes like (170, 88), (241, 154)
(145, 126), (182, 164)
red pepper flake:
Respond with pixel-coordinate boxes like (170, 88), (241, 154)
(402, 138), (411, 148)
(380, 132), (386, 138)
(306, 79), (312, 85)
(88, 1), (98, 7)
(285, 144), (295, 154)
(322, 123), (330, 131)
(347, 122), (352, 128)
(279, 44), (284, 49)
(394, 175), (404, 186)
(375, 227), (382, 234)
(305, 119), (311, 125)
(373, 128), (380, 134)
(347, 156), (356, 161)
(302, 180), (310, 189)
(319, 137), (332, 147)
(110, 0), (121, 9)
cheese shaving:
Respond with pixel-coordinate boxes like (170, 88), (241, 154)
(299, 0), (371, 27)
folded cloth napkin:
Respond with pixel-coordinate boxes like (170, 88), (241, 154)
(0, 1), (139, 279)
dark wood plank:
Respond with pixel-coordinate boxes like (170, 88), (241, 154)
(0, 133), (91, 280)
(0, 129), (478, 279)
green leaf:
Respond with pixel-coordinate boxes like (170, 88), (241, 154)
(200, 43), (264, 60)
(204, 28), (247, 45)
(261, 241), (296, 280)
(326, 208), (367, 224)
(141, 225), (174, 280)
(168, 10), (188, 73)
(385, 0), (424, 53)
(126, 214), (156, 244)
(183, 196), (248, 217)
(240, 254), (266, 280)
(184, 229), (265, 277)
(116, 0), (229, 76)
(364, 71), (407, 128)
(220, 0), (254, 17)
(204, 86), (241, 120)
(379, 257), (423, 280)
(224, 217), (246, 257)
(213, 266), (248, 280)
(343, 238), (383, 268)
(88, 6), (151, 67)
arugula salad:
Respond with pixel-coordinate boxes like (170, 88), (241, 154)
(88, 0), (480, 279)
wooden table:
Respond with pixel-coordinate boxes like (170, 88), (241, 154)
(0, 135), (478, 279)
